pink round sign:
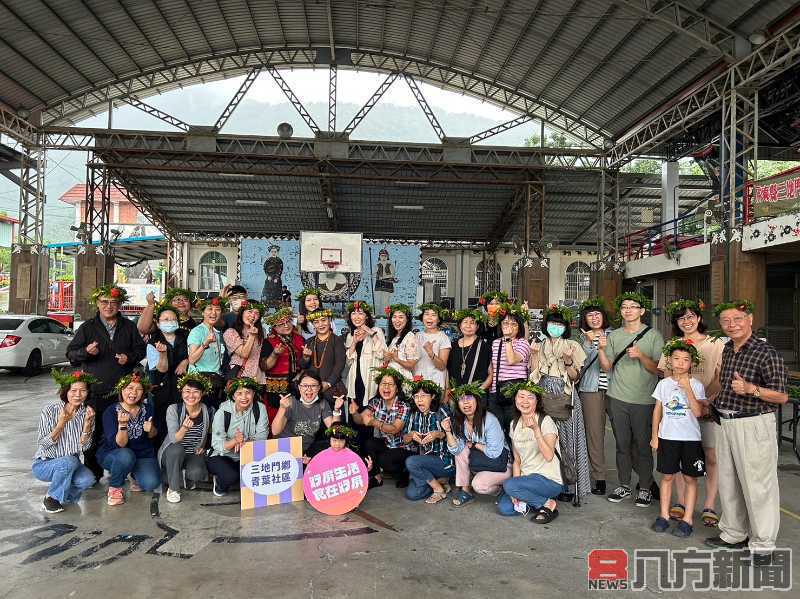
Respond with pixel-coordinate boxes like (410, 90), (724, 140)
(303, 447), (369, 515)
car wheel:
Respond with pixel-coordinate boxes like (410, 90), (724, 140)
(22, 349), (42, 377)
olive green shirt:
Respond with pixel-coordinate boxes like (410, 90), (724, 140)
(603, 325), (664, 405)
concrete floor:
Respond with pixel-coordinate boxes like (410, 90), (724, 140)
(1, 369), (799, 598)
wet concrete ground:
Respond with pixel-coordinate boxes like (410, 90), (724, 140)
(1, 370), (799, 598)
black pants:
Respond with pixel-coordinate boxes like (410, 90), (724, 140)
(84, 393), (116, 478)
(364, 437), (412, 481)
(206, 455), (239, 492)
(488, 395), (514, 440)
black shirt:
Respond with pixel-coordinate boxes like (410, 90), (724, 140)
(447, 337), (491, 387)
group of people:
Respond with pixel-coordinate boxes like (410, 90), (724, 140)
(31, 282), (788, 564)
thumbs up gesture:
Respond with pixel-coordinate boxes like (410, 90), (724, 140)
(731, 371), (753, 395)
(143, 417), (154, 434)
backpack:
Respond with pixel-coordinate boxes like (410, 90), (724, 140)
(223, 401), (263, 433)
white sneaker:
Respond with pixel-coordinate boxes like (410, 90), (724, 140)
(166, 489), (181, 503)
(212, 476), (227, 497)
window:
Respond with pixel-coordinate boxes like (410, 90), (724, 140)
(474, 259), (501, 297)
(28, 319), (51, 334)
(421, 258), (448, 299)
(199, 251), (228, 291)
(564, 261), (591, 302)
(510, 258), (527, 300)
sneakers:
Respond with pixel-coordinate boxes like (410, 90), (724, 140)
(704, 535), (748, 549)
(212, 476), (227, 497)
(165, 489), (181, 504)
(591, 480), (606, 496)
(635, 488), (653, 507)
(42, 496), (64, 513)
(182, 471), (197, 491)
(607, 485), (632, 503)
(107, 486), (125, 506)
(129, 478), (142, 492)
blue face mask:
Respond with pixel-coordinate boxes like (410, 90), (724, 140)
(547, 323), (566, 338)
(159, 322), (179, 334)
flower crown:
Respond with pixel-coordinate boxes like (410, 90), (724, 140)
(501, 381), (547, 399)
(371, 366), (406, 387)
(196, 295), (229, 312)
(51, 368), (100, 390)
(405, 376), (443, 399)
(713, 299), (754, 317)
(545, 303), (574, 322)
(237, 299), (266, 318)
(89, 284), (129, 305)
(297, 288), (323, 303)
(384, 303), (412, 318)
(163, 287), (196, 306)
(453, 309), (486, 324)
(417, 303), (446, 319)
(579, 297), (606, 313)
(325, 423), (357, 439)
(450, 381), (487, 401)
(478, 291), (509, 306)
(306, 308), (333, 321)
(614, 291), (652, 312)
(662, 337), (702, 365)
(226, 376), (264, 397)
(346, 300), (373, 315)
(266, 307), (294, 326)
(176, 371), (212, 393)
(114, 369), (152, 395)
(496, 302), (530, 323)
(153, 299), (178, 319)
(666, 299), (706, 318)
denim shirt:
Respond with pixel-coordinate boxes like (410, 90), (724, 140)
(446, 412), (509, 458)
(578, 329), (613, 393)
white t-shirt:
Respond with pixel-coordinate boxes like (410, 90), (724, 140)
(511, 416), (562, 485)
(652, 377), (706, 441)
(413, 330), (451, 387)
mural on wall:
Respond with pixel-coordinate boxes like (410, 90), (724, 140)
(240, 239), (421, 311)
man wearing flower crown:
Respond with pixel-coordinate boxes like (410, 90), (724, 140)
(66, 283), (146, 478)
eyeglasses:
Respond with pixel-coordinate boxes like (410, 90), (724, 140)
(379, 382), (396, 388)
(97, 300), (120, 307)
(620, 304), (642, 311)
(677, 314), (697, 322)
(298, 384), (320, 390)
(720, 316), (748, 326)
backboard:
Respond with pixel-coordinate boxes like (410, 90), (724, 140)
(300, 231), (363, 273)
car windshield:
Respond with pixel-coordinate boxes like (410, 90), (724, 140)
(0, 318), (23, 331)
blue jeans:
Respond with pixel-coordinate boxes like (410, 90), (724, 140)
(497, 474), (563, 516)
(100, 448), (160, 490)
(32, 456), (96, 504)
(405, 454), (453, 501)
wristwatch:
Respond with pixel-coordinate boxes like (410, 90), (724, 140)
(752, 385), (761, 398)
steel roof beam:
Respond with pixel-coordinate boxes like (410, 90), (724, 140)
(613, 0), (741, 60)
(214, 67), (261, 131)
(610, 20), (800, 165)
(469, 115), (533, 144)
(121, 96), (190, 132)
(342, 72), (398, 136)
(328, 65), (337, 132)
(267, 66), (320, 134)
(403, 74), (446, 142)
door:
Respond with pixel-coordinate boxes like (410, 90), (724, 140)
(766, 263), (799, 371)
(46, 319), (72, 365)
(27, 318), (52, 362)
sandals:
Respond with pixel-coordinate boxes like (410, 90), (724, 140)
(451, 489), (475, 507)
(701, 508), (719, 527)
(669, 503), (685, 520)
(425, 483), (451, 505)
(533, 505), (559, 524)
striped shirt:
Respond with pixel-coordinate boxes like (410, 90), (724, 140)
(592, 337), (609, 390)
(404, 406), (454, 469)
(34, 401), (93, 460)
(180, 417), (205, 454)
(490, 338), (531, 391)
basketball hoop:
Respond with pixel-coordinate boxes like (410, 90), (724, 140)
(322, 259), (340, 271)
(320, 247), (342, 272)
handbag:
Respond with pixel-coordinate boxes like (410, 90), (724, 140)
(539, 374), (573, 421)
(493, 340), (526, 407)
(468, 446), (510, 473)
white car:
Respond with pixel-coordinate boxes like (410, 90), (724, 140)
(0, 315), (73, 375)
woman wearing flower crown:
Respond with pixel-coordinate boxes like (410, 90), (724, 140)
(413, 304), (451, 388)
(223, 300), (267, 384)
(657, 299), (723, 528)
(344, 301), (387, 408)
(187, 296), (229, 410)
(157, 373), (214, 504)
(296, 288), (338, 340)
(530, 304), (589, 503)
(259, 307), (306, 424)
(96, 370), (160, 506)
(299, 309), (346, 406)
(383, 304), (418, 379)
(32, 370), (99, 513)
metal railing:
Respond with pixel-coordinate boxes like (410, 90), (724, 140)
(625, 213), (714, 260)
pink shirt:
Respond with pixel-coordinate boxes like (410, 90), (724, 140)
(490, 337), (530, 391)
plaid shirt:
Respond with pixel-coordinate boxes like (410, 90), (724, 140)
(715, 335), (787, 414)
(368, 396), (411, 449)
(404, 406), (454, 469)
